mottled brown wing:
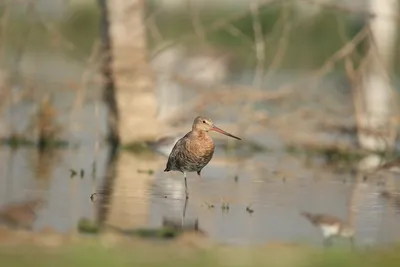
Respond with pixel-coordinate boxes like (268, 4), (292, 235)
(164, 135), (214, 173)
(194, 148), (214, 173)
(164, 135), (188, 172)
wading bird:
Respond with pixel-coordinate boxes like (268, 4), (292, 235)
(0, 199), (44, 230)
(375, 157), (400, 174)
(300, 211), (355, 248)
(164, 116), (241, 198)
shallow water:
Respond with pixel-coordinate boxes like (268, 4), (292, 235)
(1, 138), (400, 248)
(148, 154), (400, 247)
(1, 49), (400, 248)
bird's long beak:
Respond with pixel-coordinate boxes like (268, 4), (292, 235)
(211, 125), (241, 140)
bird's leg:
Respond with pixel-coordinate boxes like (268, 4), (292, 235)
(181, 197), (188, 226)
(323, 237), (333, 248)
(184, 172), (189, 199)
(349, 237), (355, 251)
(183, 197), (188, 218)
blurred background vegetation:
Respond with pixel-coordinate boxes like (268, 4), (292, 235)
(1, 0), (400, 266)
(0, 0), (394, 69)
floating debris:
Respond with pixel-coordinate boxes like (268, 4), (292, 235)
(234, 175), (239, 183)
(80, 169), (85, 178)
(246, 204), (254, 214)
(221, 199), (230, 211)
(90, 193), (98, 202)
(204, 202), (215, 209)
(70, 169), (77, 178)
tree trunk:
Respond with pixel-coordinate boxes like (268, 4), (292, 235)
(99, 0), (159, 146)
(357, 0), (398, 152)
(97, 0), (161, 230)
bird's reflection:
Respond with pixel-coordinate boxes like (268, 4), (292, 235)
(162, 198), (203, 234)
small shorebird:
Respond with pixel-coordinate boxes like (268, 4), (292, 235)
(300, 211), (355, 248)
(164, 116), (241, 198)
(375, 158), (400, 174)
(146, 135), (182, 157)
(0, 199), (43, 230)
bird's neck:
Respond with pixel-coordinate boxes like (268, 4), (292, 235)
(192, 129), (208, 138)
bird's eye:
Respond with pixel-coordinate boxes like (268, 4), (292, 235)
(203, 120), (206, 123)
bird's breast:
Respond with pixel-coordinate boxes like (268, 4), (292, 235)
(186, 135), (214, 158)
